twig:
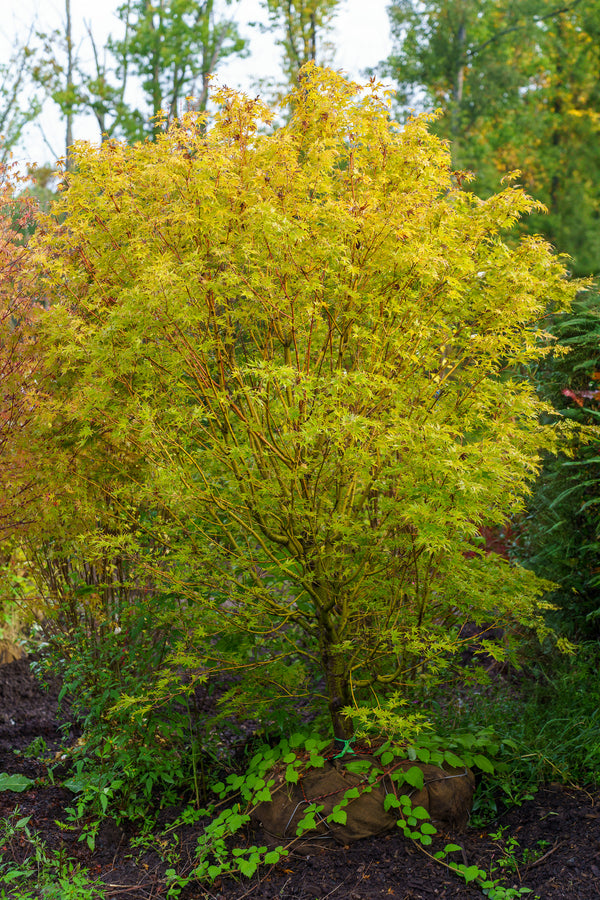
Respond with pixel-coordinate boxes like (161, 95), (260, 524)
(102, 886), (152, 897)
(229, 869), (286, 900)
(318, 870), (356, 898)
(523, 840), (565, 870)
(409, 835), (472, 880)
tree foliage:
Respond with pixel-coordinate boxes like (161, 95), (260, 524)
(25, 67), (576, 739)
(0, 34), (41, 163)
(30, 0), (247, 154)
(518, 290), (600, 638)
(385, 0), (600, 275)
(110, 0), (247, 140)
(262, 0), (340, 87)
(0, 165), (39, 537)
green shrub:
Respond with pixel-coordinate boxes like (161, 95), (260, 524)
(520, 289), (600, 637)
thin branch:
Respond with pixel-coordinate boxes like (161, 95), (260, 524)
(468, 0), (585, 60)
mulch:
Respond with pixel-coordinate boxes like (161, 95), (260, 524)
(1, 655), (599, 899)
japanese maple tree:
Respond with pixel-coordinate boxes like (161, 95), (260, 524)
(28, 67), (576, 739)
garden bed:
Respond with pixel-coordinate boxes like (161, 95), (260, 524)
(1, 656), (599, 899)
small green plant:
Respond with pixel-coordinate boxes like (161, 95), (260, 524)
(427, 641), (600, 800)
(489, 828), (526, 876)
(488, 829), (551, 878)
(21, 736), (49, 759)
(0, 810), (104, 899)
(522, 840), (550, 865)
(409, 828), (540, 900)
(35, 601), (214, 831)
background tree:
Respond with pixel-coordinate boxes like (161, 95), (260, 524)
(109, 0), (247, 140)
(385, 0), (599, 276)
(33, 0), (99, 165)
(0, 34), (42, 163)
(517, 289), (600, 639)
(68, 18), (135, 144)
(25, 67), (576, 741)
(31, 0), (247, 152)
(261, 0), (340, 87)
(384, 0), (600, 642)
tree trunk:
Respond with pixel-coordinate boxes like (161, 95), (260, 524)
(322, 646), (353, 739)
(450, 19), (467, 163)
(309, 11), (317, 62)
(315, 589), (353, 740)
(65, 0), (74, 170)
(549, 14), (565, 218)
(150, 0), (164, 139)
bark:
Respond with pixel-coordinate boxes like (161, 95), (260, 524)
(316, 592), (353, 740)
(65, 0), (74, 170)
(450, 19), (466, 153)
(322, 648), (353, 740)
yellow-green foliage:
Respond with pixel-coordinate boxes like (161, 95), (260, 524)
(28, 66), (577, 737)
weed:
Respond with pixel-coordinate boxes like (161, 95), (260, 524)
(21, 736), (49, 760)
(0, 809), (104, 899)
(488, 828), (551, 879)
(425, 641), (600, 824)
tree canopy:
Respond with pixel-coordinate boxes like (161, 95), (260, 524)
(385, 0), (600, 275)
(262, 0), (340, 87)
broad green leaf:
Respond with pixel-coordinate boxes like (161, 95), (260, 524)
(411, 806), (430, 820)
(473, 754), (495, 774)
(296, 813), (317, 835)
(327, 808), (347, 825)
(309, 754), (325, 768)
(443, 751), (465, 768)
(403, 767), (425, 789)
(460, 864), (483, 883)
(285, 765), (299, 784)
(238, 858), (258, 878)
(207, 864), (223, 880)
(0, 773), (35, 793)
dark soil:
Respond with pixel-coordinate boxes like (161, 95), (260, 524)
(1, 656), (599, 899)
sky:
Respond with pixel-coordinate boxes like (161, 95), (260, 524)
(1, 0), (394, 168)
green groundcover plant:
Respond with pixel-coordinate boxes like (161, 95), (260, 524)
(17, 64), (578, 744)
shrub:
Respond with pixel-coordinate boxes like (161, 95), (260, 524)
(519, 289), (600, 637)
(22, 65), (577, 743)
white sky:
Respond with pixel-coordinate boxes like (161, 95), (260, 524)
(1, 0), (394, 167)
